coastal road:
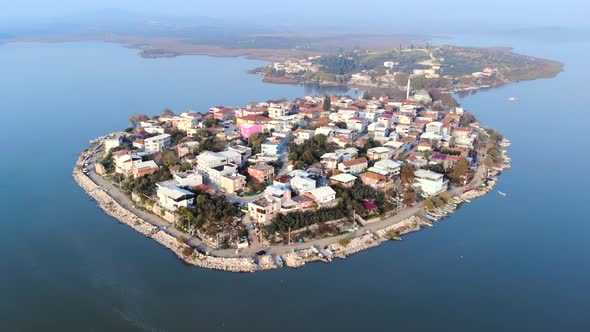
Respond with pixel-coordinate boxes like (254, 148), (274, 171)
(84, 146), (214, 252)
(82, 138), (490, 260)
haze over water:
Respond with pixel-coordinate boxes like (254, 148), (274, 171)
(0, 35), (588, 331)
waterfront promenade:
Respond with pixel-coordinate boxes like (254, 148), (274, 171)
(76, 138), (492, 271)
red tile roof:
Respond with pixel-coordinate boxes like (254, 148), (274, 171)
(342, 157), (368, 167)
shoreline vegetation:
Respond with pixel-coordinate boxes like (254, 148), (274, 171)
(72, 88), (513, 272)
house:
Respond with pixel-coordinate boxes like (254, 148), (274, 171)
(196, 151), (227, 170)
(374, 159), (402, 176)
(236, 115), (271, 127)
(227, 145), (252, 164)
(293, 129), (316, 144)
(173, 172), (203, 189)
(414, 169), (448, 196)
(366, 147), (395, 161)
(114, 153), (142, 175)
(144, 134), (172, 153)
(248, 196), (282, 224)
(212, 107), (235, 121)
(338, 157), (368, 175)
(104, 136), (123, 155)
(177, 141), (200, 158)
(291, 195), (315, 210)
(133, 139), (145, 150)
(218, 150), (243, 166)
(290, 176), (316, 195)
(330, 173), (357, 188)
(205, 164), (238, 187)
(220, 173), (246, 194)
(156, 181), (195, 212)
(240, 124), (263, 139)
(268, 105), (289, 118)
(304, 186), (337, 206)
(264, 185), (291, 202)
(248, 164), (275, 183)
(132, 160), (159, 178)
(360, 171), (388, 190)
(261, 135), (288, 155)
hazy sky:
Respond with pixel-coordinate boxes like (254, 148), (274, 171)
(2, 0), (588, 29)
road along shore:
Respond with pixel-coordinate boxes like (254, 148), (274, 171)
(73, 151), (504, 273)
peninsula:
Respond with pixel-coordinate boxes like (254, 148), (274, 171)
(251, 45), (563, 93)
(74, 90), (511, 272)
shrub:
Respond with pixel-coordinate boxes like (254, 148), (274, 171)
(338, 238), (351, 247)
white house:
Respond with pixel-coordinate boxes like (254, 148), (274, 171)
(290, 176), (316, 195)
(173, 172), (203, 188)
(414, 169), (448, 196)
(304, 186), (337, 205)
(374, 159), (402, 176)
(144, 134), (172, 152)
(156, 181), (195, 212)
(104, 136), (123, 154)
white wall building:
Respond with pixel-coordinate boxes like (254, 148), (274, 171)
(414, 169), (448, 196)
(144, 134), (171, 153)
(290, 176), (316, 195)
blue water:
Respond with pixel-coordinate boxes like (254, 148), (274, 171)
(0, 39), (588, 331)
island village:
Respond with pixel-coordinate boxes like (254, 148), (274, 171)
(74, 88), (511, 272)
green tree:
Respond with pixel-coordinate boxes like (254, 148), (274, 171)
(323, 95), (331, 112)
(314, 134), (327, 146)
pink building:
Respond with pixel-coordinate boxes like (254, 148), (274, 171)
(240, 124), (263, 139)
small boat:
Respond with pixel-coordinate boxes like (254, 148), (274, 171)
(508, 97), (517, 102)
(276, 255), (284, 267)
(426, 214), (439, 222)
(498, 191), (507, 196)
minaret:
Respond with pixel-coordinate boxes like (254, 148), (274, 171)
(406, 75), (411, 100)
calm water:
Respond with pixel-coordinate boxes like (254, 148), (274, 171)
(0, 39), (588, 331)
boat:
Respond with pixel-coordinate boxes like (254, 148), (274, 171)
(426, 214), (439, 222)
(276, 255), (284, 267)
(498, 191), (507, 196)
(508, 97), (517, 102)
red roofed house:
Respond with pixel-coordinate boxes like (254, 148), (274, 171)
(338, 157), (368, 174)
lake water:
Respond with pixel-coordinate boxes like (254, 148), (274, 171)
(0, 38), (588, 331)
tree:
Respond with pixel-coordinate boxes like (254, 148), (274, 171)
(314, 134), (327, 146)
(196, 194), (207, 205)
(323, 95), (331, 112)
(401, 164), (415, 188)
(394, 72), (410, 87)
(203, 118), (216, 128)
(451, 158), (469, 185)
(162, 108), (175, 117)
(403, 189), (417, 206)
(439, 192), (452, 204)
(424, 199), (436, 211)
(129, 113), (149, 128)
